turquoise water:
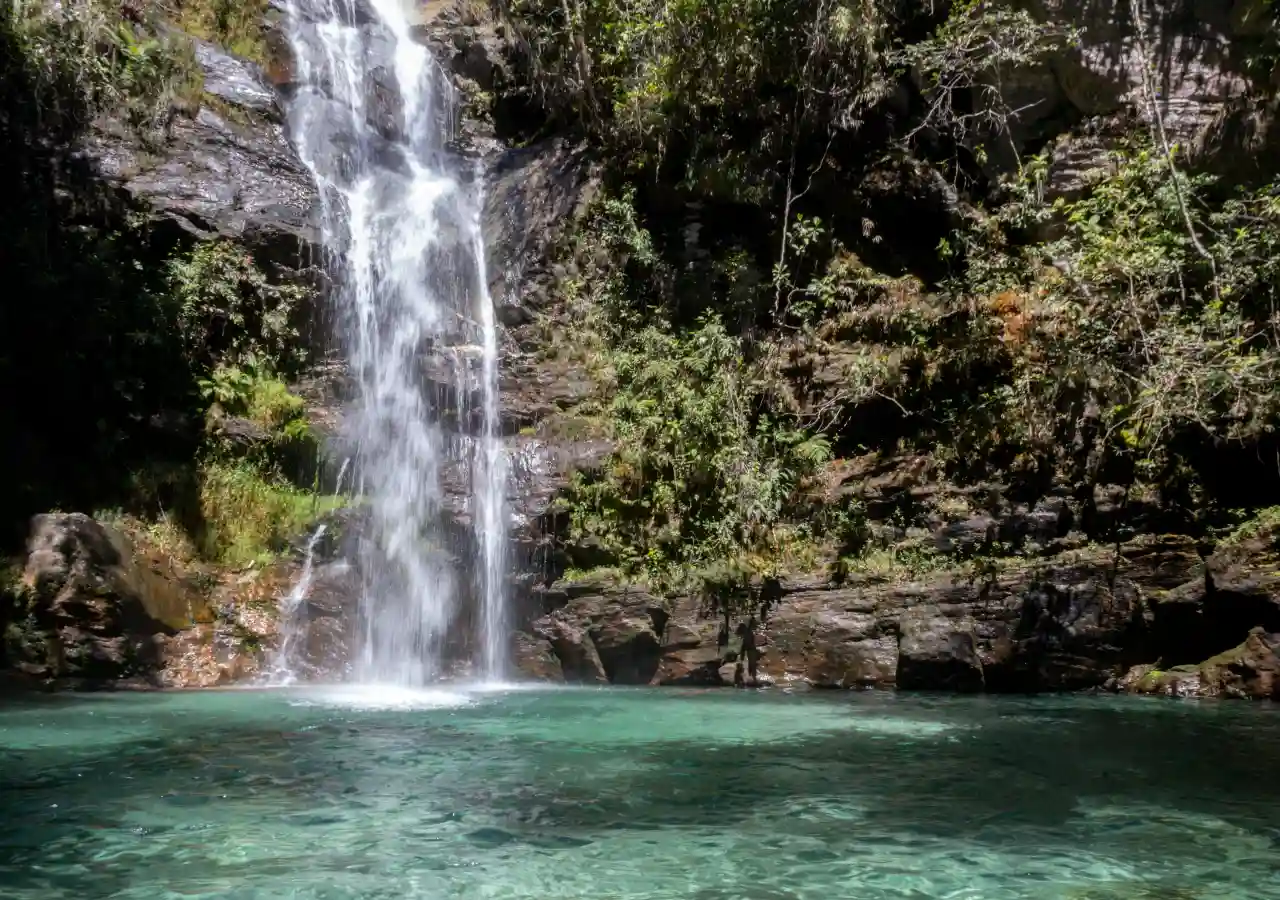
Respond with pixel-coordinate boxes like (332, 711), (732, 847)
(1, 687), (1278, 899)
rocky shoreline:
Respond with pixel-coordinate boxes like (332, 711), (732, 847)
(508, 531), (1280, 700)
(4, 509), (1277, 700)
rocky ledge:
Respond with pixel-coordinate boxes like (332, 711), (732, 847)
(0, 513), (352, 689)
(510, 531), (1280, 701)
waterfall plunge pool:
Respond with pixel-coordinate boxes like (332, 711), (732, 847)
(1, 688), (1277, 899)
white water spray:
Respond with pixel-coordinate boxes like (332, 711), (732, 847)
(283, 0), (508, 684)
(272, 524), (328, 683)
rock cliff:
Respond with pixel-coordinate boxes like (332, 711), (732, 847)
(5, 0), (1280, 699)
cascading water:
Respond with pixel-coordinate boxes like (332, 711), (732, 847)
(271, 524), (328, 683)
(283, 0), (507, 684)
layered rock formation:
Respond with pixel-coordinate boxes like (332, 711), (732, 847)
(510, 533), (1280, 700)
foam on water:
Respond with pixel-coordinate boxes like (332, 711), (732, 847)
(290, 683), (474, 710)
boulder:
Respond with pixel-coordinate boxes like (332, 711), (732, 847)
(654, 611), (724, 685)
(933, 516), (997, 556)
(525, 579), (668, 683)
(5, 513), (204, 683)
(1199, 628), (1280, 699)
(510, 630), (564, 681)
(1120, 628), (1280, 700)
(532, 614), (608, 683)
(808, 633), (899, 689)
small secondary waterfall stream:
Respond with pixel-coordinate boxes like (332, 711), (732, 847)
(283, 0), (507, 684)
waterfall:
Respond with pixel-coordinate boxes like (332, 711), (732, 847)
(271, 524), (328, 683)
(283, 0), (508, 684)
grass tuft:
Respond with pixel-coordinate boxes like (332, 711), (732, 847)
(197, 461), (343, 567)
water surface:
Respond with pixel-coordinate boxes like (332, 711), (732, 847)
(1, 687), (1277, 899)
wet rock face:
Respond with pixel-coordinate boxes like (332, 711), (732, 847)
(86, 39), (320, 273)
(481, 139), (598, 319)
(4, 514), (202, 683)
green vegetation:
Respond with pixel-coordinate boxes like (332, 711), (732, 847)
(10, 0), (204, 130)
(500, 0), (1280, 592)
(4, 0), (1280, 600)
(564, 315), (832, 586)
(195, 361), (337, 566)
(938, 146), (1280, 490)
(174, 0), (271, 65)
(1216, 506), (1280, 552)
(196, 460), (342, 567)
(0, 1), (331, 569)
(172, 240), (311, 374)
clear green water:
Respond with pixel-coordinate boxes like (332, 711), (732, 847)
(1, 687), (1278, 899)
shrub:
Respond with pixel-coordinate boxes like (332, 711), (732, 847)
(564, 315), (831, 586)
(942, 145), (1280, 486)
(10, 0), (203, 131)
(174, 0), (270, 65)
(170, 240), (311, 374)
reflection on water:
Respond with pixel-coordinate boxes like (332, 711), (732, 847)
(0, 688), (1277, 899)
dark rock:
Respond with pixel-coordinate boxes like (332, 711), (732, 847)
(997, 565), (1144, 691)
(1197, 93), (1280, 187)
(86, 40), (320, 271)
(897, 605), (984, 691)
(658, 645), (725, 686)
(210, 414), (271, 449)
(510, 536), (1216, 692)
(1144, 527), (1280, 668)
(297, 560), (360, 678)
(654, 607), (725, 685)
(807, 619), (898, 689)
(1120, 628), (1280, 700)
(410, 1), (509, 92)
(1025, 497), (1073, 546)
(532, 614), (607, 683)
(511, 630), (564, 681)
(1198, 628), (1280, 699)
(5, 514), (202, 682)
(521, 579), (688, 684)
(1047, 117), (1117, 193)
(933, 516), (997, 556)
(481, 138), (598, 309)
(1121, 534), (1204, 591)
